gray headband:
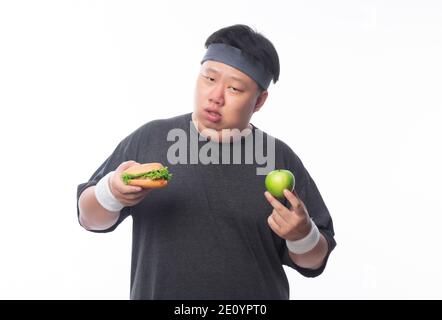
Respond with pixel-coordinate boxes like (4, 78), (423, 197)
(201, 43), (273, 90)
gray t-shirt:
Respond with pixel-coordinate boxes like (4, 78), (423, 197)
(77, 112), (336, 299)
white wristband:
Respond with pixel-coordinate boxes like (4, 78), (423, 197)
(286, 218), (321, 254)
(94, 171), (124, 213)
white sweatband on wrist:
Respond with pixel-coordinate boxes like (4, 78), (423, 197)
(94, 171), (124, 213)
(286, 218), (321, 254)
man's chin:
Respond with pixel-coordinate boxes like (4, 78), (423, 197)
(198, 123), (252, 143)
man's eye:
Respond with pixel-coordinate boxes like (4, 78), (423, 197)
(229, 86), (241, 92)
(204, 75), (215, 81)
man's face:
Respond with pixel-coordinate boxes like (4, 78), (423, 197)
(193, 60), (268, 139)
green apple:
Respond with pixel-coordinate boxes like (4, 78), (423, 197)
(265, 169), (295, 198)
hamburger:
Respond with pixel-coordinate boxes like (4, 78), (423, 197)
(122, 163), (172, 189)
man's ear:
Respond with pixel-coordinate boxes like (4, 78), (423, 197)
(253, 90), (268, 113)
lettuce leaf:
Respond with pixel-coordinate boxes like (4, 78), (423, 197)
(122, 167), (172, 185)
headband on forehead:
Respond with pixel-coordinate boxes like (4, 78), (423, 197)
(201, 43), (273, 90)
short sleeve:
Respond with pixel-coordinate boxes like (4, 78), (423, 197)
(76, 130), (142, 233)
(279, 146), (337, 277)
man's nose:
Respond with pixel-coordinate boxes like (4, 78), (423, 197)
(208, 83), (225, 106)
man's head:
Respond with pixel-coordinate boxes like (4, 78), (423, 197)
(193, 24), (280, 142)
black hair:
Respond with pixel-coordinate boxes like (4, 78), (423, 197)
(205, 24), (280, 88)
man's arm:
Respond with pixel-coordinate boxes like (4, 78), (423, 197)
(265, 189), (331, 270)
(78, 161), (151, 231)
(78, 186), (120, 231)
(288, 233), (328, 269)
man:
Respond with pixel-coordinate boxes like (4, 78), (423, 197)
(77, 24), (336, 299)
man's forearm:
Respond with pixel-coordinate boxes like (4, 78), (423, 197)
(78, 186), (120, 231)
(288, 233), (328, 270)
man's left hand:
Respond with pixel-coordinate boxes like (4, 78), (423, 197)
(264, 189), (312, 241)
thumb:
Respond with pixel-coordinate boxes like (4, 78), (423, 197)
(115, 160), (139, 174)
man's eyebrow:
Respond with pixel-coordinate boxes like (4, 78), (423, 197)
(204, 67), (220, 75)
(204, 67), (246, 84)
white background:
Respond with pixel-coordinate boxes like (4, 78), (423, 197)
(0, 0), (441, 299)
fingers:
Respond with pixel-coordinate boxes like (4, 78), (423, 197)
(119, 184), (143, 195)
(112, 177), (142, 195)
(104, 160), (153, 207)
(264, 191), (287, 212)
(115, 161), (143, 192)
(267, 214), (283, 237)
(283, 189), (302, 209)
(130, 188), (152, 200)
(283, 189), (310, 218)
(264, 191), (292, 223)
(265, 190), (311, 241)
(110, 161), (143, 199)
(113, 161), (142, 194)
(269, 209), (287, 227)
(115, 160), (140, 174)
(120, 189), (150, 200)
(119, 190), (151, 206)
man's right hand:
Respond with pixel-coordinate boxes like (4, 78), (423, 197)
(109, 161), (152, 207)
